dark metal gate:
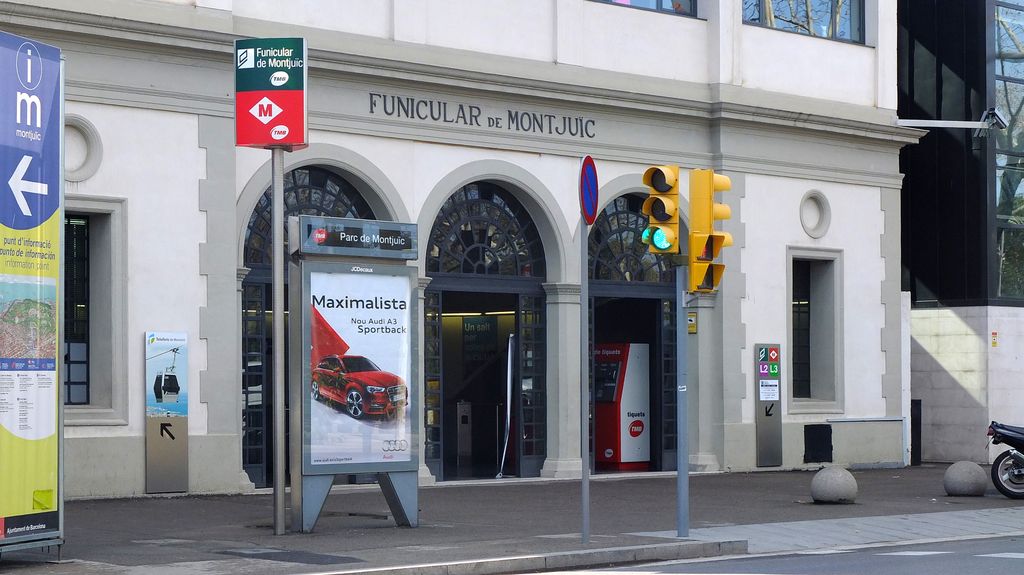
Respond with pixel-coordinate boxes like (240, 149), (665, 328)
(241, 281), (269, 486)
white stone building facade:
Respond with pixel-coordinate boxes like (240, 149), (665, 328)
(1, 0), (915, 497)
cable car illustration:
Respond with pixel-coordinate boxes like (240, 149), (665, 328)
(149, 345), (182, 403)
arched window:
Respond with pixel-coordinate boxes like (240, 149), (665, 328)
(427, 182), (545, 278)
(588, 194), (673, 283)
(244, 166), (374, 267)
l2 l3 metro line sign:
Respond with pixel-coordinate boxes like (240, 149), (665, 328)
(235, 38), (307, 149)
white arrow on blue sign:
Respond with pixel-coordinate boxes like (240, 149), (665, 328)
(1, 33), (61, 230)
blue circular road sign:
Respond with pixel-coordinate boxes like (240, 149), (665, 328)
(579, 155), (599, 226)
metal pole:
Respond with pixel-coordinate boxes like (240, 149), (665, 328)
(676, 265), (689, 538)
(580, 217), (590, 544)
(272, 148), (286, 535)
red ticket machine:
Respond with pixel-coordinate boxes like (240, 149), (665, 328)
(594, 343), (650, 471)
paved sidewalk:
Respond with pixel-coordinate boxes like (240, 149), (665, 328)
(647, 507), (1024, 553)
(2, 464), (1024, 575)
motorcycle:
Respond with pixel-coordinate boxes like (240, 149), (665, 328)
(986, 421), (1024, 499)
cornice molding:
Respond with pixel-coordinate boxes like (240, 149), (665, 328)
(0, 2), (236, 52)
(3, 1), (917, 149)
(713, 101), (922, 147)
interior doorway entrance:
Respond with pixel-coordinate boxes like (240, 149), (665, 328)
(424, 281), (546, 481)
(592, 297), (661, 472)
(441, 291), (517, 479)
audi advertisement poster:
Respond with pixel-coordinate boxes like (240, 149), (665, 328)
(306, 267), (412, 468)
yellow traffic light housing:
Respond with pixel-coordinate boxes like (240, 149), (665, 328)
(688, 168), (732, 293)
(640, 165), (680, 254)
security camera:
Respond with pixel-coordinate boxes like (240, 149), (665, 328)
(986, 107), (1009, 130)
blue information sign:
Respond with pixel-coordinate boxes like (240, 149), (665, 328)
(1, 33), (61, 231)
(0, 30), (63, 548)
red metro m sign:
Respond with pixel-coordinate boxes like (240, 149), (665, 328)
(235, 37), (307, 150)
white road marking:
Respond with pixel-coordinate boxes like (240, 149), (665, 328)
(877, 551), (954, 556)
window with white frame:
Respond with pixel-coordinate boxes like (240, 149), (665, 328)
(63, 197), (128, 425)
(744, 0), (865, 43)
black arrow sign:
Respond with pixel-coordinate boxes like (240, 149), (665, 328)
(764, 403), (775, 417)
(160, 422), (175, 440)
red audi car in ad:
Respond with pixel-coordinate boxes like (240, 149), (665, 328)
(311, 354), (407, 419)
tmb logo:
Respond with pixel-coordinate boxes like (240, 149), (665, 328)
(628, 420), (645, 438)
(271, 125), (289, 140)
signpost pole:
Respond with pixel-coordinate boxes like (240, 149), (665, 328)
(580, 216), (590, 545)
(272, 148), (286, 535)
(233, 36), (307, 536)
(676, 265), (689, 538)
(576, 155), (597, 545)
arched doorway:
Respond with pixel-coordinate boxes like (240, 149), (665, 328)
(423, 182), (547, 480)
(241, 166), (375, 487)
(587, 193), (679, 472)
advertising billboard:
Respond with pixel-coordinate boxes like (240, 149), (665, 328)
(302, 263), (416, 473)
(0, 30), (62, 546)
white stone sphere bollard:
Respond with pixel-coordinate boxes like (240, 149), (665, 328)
(810, 466), (858, 504)
(943, 461), (988, 496)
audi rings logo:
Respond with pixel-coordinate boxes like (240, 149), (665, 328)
(382, 440), (409, 452)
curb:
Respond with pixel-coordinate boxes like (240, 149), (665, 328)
(326, 539), (748, 575)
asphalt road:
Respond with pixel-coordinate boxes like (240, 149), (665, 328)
(603, 536), (1024, 575)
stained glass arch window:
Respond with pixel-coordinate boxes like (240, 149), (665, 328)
(244, 166), (375, 267)
(427, 181), (546, 278)
(588, 194), (674, 283)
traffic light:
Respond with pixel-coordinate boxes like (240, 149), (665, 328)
(688, 168), (732, 293)
(640, 165), (681, 254)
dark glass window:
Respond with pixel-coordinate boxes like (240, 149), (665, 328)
(996, 154), (1024, 222)
(791, 260), (811, 399)
(744, 0), (865, 43)
(595, 0), (694, 16)
(994, 7), (1024, 300)
(998, 228), (1024, 298)
(64, 216), (89, 405)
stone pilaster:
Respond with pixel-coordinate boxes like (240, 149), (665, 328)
(539, 282), (584, 479)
